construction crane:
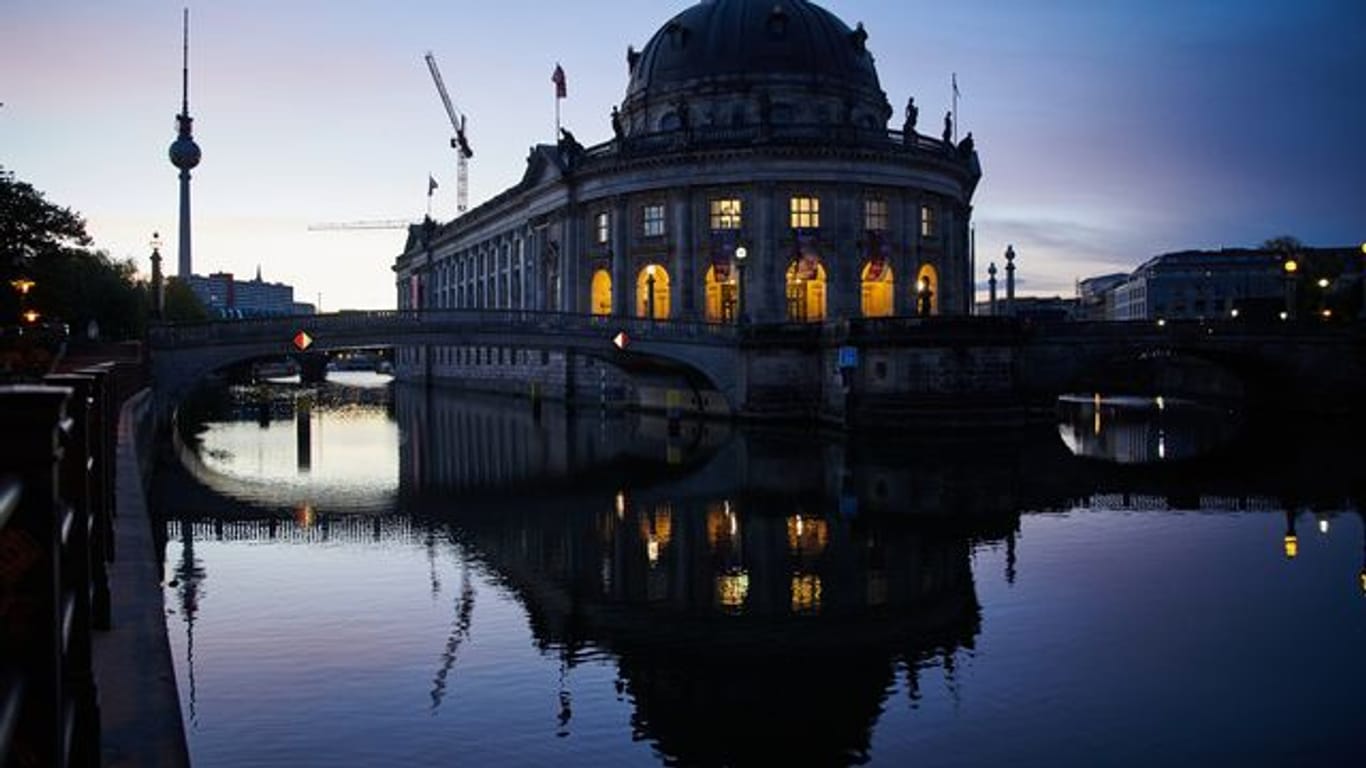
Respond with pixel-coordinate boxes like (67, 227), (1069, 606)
(424, 51), (473, 215)
(308, 219), (416, 231)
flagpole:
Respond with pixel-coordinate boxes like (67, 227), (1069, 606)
(952, 73), (959, 144)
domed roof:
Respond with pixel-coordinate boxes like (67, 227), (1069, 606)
(625, 0), (883, 103)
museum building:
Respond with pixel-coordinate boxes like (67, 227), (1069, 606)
(393, 0), (981, 392)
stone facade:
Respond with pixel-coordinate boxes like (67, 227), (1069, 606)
(393, 0), (981, 400)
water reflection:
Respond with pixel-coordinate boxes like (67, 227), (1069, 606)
(1056, 393), (1240, 463)
(159, 381), (1366, 767)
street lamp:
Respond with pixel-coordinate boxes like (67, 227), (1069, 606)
(1282, 258), (1299, 321)
(10, 277), (36, 325)
(916, 277), (931, 316)
(734, 245), (748, 323)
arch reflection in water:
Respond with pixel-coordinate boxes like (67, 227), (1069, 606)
(176, 373), (400, 512)
(1056, 393), (1240, 463)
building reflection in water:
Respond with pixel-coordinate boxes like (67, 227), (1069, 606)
(1056, 394), (1240, 463)
(162, 379), (1366, 766)
(382, 383), (1038, 763)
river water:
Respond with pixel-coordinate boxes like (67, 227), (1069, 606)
(157, 373), (1366, 767)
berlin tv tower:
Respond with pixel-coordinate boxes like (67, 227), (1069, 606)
(168, 8), (201, 278)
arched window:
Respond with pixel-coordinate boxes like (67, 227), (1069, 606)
(704, 264), (739, 323)
(636, 264), (671, 319)
(915, 263), (940, 316)
(785, 258), (827, 322)
(591, 269), (612, 316)
(860, 261), (894, 318)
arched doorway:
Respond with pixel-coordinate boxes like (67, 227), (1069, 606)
(636, 264), (671, 319)
(591, 269), (612, 316)
(915, 263), (939, 316)
(704, 264), (739, 323)
(860, 260), (894, 318)
(785, 259), (827, 322)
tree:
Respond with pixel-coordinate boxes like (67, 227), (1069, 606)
(0, 165), (91, 265)
(1261, 235), (1304, 253)
(1, 165), (146, 338)
(163, 276), (209, 323)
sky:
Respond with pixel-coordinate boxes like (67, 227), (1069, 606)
(3, 0), (1364, 310)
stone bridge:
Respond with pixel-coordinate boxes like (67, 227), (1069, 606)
(147, 310), (742, 409)
(148, 311), (1366, 419)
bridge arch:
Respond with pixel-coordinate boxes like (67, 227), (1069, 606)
(149, 310), (744, 416)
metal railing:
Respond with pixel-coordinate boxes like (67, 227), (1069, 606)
(1, 362), (138, 767)
(147, 309), (741, 348)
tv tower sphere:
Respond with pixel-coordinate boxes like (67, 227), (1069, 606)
(169, 121), (201, 169)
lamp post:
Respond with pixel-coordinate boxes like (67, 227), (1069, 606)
(1317, 277), (1330, 320)
(734, 245), (748, 324)
(149, 232), (165, 320)
(645, 265), (657, 320)
(916, 277), (932, 317)
(1282, 257), (1298, 321)
(1360, 242), (1366, 321)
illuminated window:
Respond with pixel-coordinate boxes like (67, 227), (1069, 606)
(716, 569), (750, 613)
(790, 573), (823, 614)
(642, 204), (666, 237)
(864, 198), (888, 231)
(710, 198), (742, 230)
(595, 211), (610, 244)
(790, 196), (820, 229)
(920, 204), (937, 238)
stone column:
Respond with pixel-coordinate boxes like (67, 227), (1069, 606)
(562, 213), (581, 314)
(611, 197), (629, 317)
(671, 190), (695, 319)
(756, 184), (779, 322)
(1005, 245), (1017, 317)
(832, 185), (859, 320)
(896, 192), (915, 317)
(532, 227), (547, 310)
(988, 262), (998, 316)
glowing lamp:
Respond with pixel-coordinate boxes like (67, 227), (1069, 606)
(1231, 308), (1240, 318)
(734, 246), (748, 262)
(10, 278), (35, 296)
(1283, 259), (1299, 274)
(1283, 534), (1298, 559)
(21, 309), (39, 324)
(1317, 278), (1330, 289)
(1279, 311), (1289, 321)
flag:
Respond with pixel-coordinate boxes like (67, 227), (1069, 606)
(427, 175), (439, 196)
(552, 63), (567, 99)
(952, 72), (960, 99)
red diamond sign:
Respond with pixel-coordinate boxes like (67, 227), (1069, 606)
(612, 332), (630, 350)
(293, 331), (314, 351)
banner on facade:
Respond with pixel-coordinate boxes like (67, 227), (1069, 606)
(793, 231), (821, 280)
(709, 232), (735, 282)
(864, 230), (890, 281)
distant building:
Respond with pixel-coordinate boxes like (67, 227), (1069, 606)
(186, 268), (311, 318)
(1095, 247), (1363, 321)
(975, 295), (1078, 322)
(1076, 273), (1128, 321)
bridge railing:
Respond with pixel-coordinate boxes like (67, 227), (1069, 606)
(147, 309), (740, 348)
(0, 386), (98, 768)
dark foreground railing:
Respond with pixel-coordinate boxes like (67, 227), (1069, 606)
(0, 362), (140, 768)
